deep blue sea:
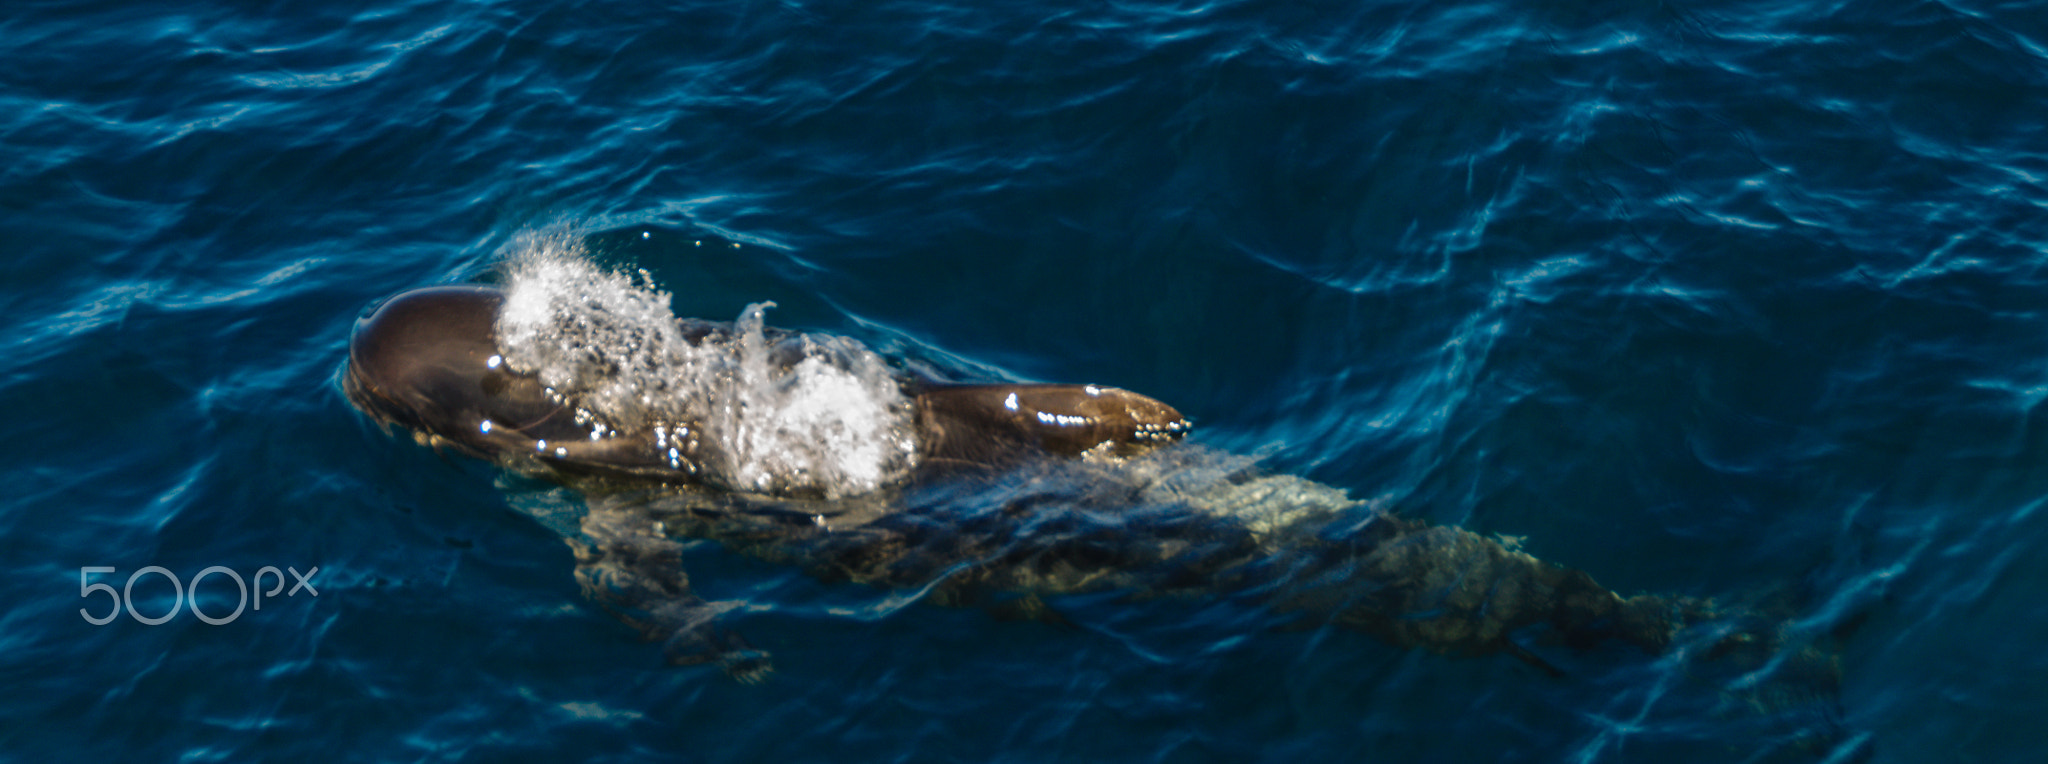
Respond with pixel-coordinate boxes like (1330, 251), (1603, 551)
(7, 0), (2048, 760)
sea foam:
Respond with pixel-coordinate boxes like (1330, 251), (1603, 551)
(494, 234), (917, 497)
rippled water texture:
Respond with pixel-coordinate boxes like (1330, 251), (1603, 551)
(7, 0), (2048, 760)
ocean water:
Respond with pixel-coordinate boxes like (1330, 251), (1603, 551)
(6, 0), (2048, 760)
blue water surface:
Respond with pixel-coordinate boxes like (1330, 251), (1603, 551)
(6, 0), (2048, 760)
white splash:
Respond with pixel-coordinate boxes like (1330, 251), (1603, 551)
(493, 233), (918, 497)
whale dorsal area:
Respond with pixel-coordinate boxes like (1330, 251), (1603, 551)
(914, 383), (1190, 464)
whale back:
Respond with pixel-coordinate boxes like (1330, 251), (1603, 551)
(915, 383), (1190, 466)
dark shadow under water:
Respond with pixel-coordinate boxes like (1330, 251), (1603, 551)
(533, 442), (1859, 760)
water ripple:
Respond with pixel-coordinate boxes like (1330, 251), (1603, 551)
(6, 0), (2048, 759)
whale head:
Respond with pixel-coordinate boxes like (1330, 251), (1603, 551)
(344, 285), (677, 476)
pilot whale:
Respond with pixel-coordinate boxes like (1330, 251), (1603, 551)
(344, 282), (1824, 688)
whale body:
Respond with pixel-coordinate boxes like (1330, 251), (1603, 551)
(343, 280), (1826, 692)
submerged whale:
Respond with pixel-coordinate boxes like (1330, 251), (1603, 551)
(344, 274), (1830, 692)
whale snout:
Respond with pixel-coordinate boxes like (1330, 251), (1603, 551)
(347, 286), (498, 418)
(345, 286), (598, 463)
(349, 286), (503, 433)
